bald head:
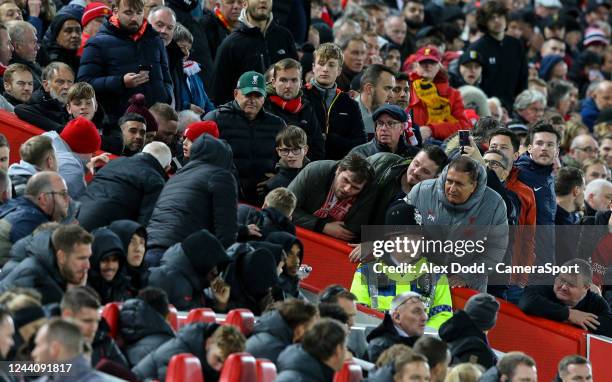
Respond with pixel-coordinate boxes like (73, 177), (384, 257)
(570, 134), (598, 164)
(594, 80), (612, 111)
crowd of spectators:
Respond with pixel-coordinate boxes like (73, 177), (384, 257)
(0, 0), (610, 380)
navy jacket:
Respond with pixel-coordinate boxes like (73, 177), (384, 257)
(77, 19), (172, 123)
(580, 97), (599, 131)
(516, 154), (556, 225)
(0, 197), (50, 264)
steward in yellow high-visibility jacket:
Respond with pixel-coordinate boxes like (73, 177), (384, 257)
(350, 256), (453, 329)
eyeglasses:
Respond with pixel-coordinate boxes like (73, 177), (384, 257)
(574, 146), (596, 154)
(45, 190), (70, 199)
(484, 159), (506, 170)
(277, 147), (304, 156)
(375, 120), (402, 129)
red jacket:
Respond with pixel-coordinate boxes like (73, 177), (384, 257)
(506, 167), (537, 286)
(409, 71), (471, 140)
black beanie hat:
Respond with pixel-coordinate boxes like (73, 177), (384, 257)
(464, 293), (500, 331)
(181, 230), (230, 275)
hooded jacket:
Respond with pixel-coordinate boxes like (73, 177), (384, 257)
(108, 220), (149, 294)
(366, 313), (420, 363)
(147, 230), (230, 311)
(236, 205), (295, 241)
(0, 197), (51, 265)
(7, 161), (38, 197)
(438, 310), (497, 369)
(44, 131), (87, 199)
(276, 344), (335, 382)
(40, 14), (81, 74)
(0, 225), (55, 280)
(407, 163), (508, 291)
(267, 232), (305, 300)
(15, 89), (70, 133)
(119, 298), (175, 367)
(77, 152), (167, 231)
(210, 12), (298, 105)
(203, 100), (286, 205)
(245, 309), (294, 364)
(132, 322), (221, 382)
(88, 228), (131, 304)
(0, 234), (67, 305)
(147, 134), (238, 249)
(287, 160), (376, 237)
(77, 18), (172, 123)
(409, 71), (471, 141)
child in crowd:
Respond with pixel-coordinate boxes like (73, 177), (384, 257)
(237, 187), (297, 241)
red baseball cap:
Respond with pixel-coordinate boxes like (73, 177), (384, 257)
(414, 46), (441, 63)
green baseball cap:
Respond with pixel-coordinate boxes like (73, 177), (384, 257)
(236, 71), (266, 96)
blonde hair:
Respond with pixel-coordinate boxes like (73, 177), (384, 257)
(444, 363), (485, 382)
(264, 187), (297, 217)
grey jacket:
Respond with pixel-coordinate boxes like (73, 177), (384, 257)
(407, 163), (508, 291)
(44, 131), (87, 199)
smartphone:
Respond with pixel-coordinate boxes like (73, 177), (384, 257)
(458, 130), (470, 147)
(138, 64), (152, 72)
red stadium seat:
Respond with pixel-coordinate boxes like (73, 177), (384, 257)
(219, 353), (257, 382)
(168, 305), (179, 331)
(224, 309), (255, 336)
(100, 302), (122, 339)
(333, 361), (363, 382)
(186, 308), (217, 325)
(256, 359), (277, 382)
(166, 353), (203, 382)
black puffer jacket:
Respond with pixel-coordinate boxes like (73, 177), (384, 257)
(203, 101), (286, 205)
(264, 94), (325, 160)
(147, 230), (230, 311)
(88, 228), (131, 304)
(147, 134), (238, 249)
(438, 310), (497, 369)
(132, 322), (221, 382)
(14, 89), (70, 132)
(0, 236), (67, 305)
(201, 8), (231, 63)
(91, 318), (129, 368)
(78, 153), (167, 231)
(276, 344), (335, 382)
(0, 226), (56, 281)
(210, 20), (297, 105)
(267, 232), (305, 301)
(366, 313), (419, 363)
(108, 220), (149, 294)
(119, 298), (175, 367)
(77, 18), (172, 123)
(245, 310), (293, 364)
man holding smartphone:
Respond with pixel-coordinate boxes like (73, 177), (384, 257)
(78, 0), (172, 125)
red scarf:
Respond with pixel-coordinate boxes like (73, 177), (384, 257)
(215, 6), (231, 31)
(110, 15), (148, 41)
(313, 187), (356, 222)
(269, 95), (303, 114)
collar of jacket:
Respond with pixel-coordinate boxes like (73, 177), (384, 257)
(517, 153), (553, 175)
(238, 7), (273, 35)
(108, 15), (149, 41)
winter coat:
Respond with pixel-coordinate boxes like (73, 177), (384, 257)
(287, 160), (376, 238)
(519, 285), (612, 337)
(580, 97), (600, 131)
(147, 134), (238, 250)
(302, 83), (367, 160)
(276, 344), (336, 382)
(132, 322), (221, 382)
(200, 8), (230, 63)
(236, 205), (295, 241)
(350, 137), (418, 159)
(409, 71), (471, 141)
(203, 101), (286, 205)
(77, 18), (172, 123)
(210, 17), (297, 105)
(0, 235), (66, 304)
(469, 34), (528, 111)
(14, 89), (70, 132)
(119, 298), (175, 367)
(261, 161), (306, 197)
(366, 313), (420, 363)
(88, 228), (131, 304)
(108, 220), (149, 294)
(0, 197), (51, 265)
(7, 161), (37, 197)
(407, 162), (508, 291)
(92, 319), (129, 368)
(245, 310), (294, 364)
(77, 153), (167, 231)
(0, 226), (55, 280)
(264, 94), (325, 160)
(438, 310), (497, 369)
(267, 232), (305, 301)
(44, 131), (87, 199)
(147, 230), (230, 311)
